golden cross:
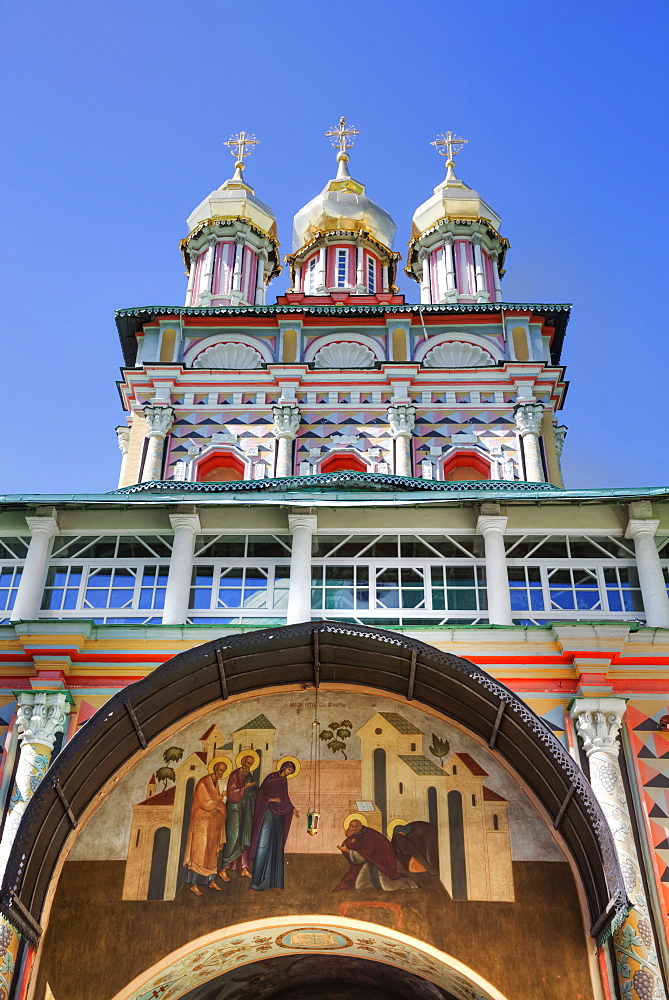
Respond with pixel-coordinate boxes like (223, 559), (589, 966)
(325, 116), (360, 153)
(223, 131), (260, 163)
(431, 131), (468, 161)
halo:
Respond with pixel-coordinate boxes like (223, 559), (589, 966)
(208, 754), (232, 777)
(387, 818), (410, 837)
(343, 813), (369, 830)
(277, 755), (301, 778)
(235, 749), (261, 771)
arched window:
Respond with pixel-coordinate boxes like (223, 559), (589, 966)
(321, 452), (367, 474)
(196, 451), (245, 483)
(442, 450), (491, 482)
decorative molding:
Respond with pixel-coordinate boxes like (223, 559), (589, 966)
(514, 401), (544, 437)
(423, 341), (495, 368)
(303, 331), (384, 364)
(16, 692), (70, 751)
(115, 426), (130, 455)
(388, 403), (416, 439)
(193, 342), (263, 370)
(272, 404), (301, 440)
(143, 405), (174, 438)
(313, 341), (376, 369)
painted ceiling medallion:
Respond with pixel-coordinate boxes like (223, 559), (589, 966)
(313, 342), (376, 368)
(423, 342), (494, 368)
(193, 343), (264, 370)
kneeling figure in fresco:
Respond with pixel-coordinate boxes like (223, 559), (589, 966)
(333, 818), (419, 892)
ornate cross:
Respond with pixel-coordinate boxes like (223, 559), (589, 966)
(430, 131), (468, 160)
(223, 131), (260, 163)
(325, 116), (360, 153)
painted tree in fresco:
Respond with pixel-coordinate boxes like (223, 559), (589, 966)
(155, 746), (184, 789)
(319, 720), (353, 760)
(429, 733), (450, 768)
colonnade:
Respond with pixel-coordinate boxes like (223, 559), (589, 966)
(9, 505), (669, 630)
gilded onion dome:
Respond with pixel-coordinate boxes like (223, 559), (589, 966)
(287, 119), (399, 297)
(406, 132), (509, 305)
(181, 132), (281, 308)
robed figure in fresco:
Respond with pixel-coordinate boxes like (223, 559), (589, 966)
(332, 818), (418, 892)
(218, 755), (257, 880)
(182, 760), (227, 895)
(248, 760), (299, 891)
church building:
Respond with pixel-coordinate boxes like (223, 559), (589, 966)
(0, 121), (667, 1000)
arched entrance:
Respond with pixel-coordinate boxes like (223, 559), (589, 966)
(0, 623), (625, 1000)
(108, 917), (511, 1000)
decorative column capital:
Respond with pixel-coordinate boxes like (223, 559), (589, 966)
(443, 233), (454, 246)
(570, 697), (627, 759)
(476, 514), (508, 536)
(626, 518), (660, 541)
(553, 424), (567, 458)
(16, 691), (70, 750)
(288, 514), (318, 533)
(25, 514), (59, 539)
(116, 425), (130, 455)
(272, 404), (301, 441)
(144, 405), (174, 438)
(417, 248), (430, 263)
(388, 404), (416, 439)
(169, 511), (201, 534)
(514, 401), (544, 437)
(471, 232), (482, 246)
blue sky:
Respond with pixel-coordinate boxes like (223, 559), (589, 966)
(1, 0), (667, 493)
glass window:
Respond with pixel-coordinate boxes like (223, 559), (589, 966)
(336, 249), (348, 287)
(508, 566), (544, 611)
(604, 566), (643, 613)
(367, 255), (376, 293)
(42, 566), (84, 611)
(548, 567), (601, 611)
(0, 567), (22, 612)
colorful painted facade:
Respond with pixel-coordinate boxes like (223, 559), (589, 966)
(0, 122), (668, 1000)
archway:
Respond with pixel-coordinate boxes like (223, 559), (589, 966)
(321, 452), (368, 474)
(0, 623), (625, 1000)
(108, 917), (511, 1000)
(442, 451), (490, 482)
(195, 450), (246, 482)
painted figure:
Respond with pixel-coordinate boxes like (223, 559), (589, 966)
(218, 755), (257, 880)
(182, 760), (227, 895)
(391, 821), (440, 876)
(248, 760), (299, 890)
(332, 818), (418, 892)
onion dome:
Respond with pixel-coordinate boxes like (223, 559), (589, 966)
(181, 132), (281, 307)
(286, 118), (399, 296)
(406, 132), (509, 304)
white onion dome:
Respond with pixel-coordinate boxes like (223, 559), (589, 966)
(186, 169), (278, 242)
(410, 159), (503, 238)
(292, 152), (396, 252)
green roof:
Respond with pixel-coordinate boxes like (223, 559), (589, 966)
(237, 713), (275, 731)
(398, 755), (446, 776)
(379, 712), (423, 735)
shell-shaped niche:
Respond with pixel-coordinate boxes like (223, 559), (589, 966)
(313, 342), (376, 369)
(423, 341), (495, 368)
(193, 342), (264, 370)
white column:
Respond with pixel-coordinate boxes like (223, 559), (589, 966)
(571, 699), (667, 1000)
(162, 511), (201, 625)
(287, 515), (317, 624)
(254, 251), (267, 305)
(142, 405), (174, 483)
(116, 426), (130, 488)
(382, 264), (389, 293)
(272, 404), (301, 477)
(490, 252), (503, 302)
(0, 691), (70, 881)
(317, 246), (327, 291)
(388, 404), (416, 477)
(476, 511), (512, 626)
(472, 235), (488, 301)
(514, 401), (545, 482)
(554, 424), (567, 488)
(10, 514), (59, 622)
(293, 265), (302, 293)
(444, 235), (457, 299)
(231, 236), (244, 293)
(626, 517), (669, 627)
(356, 244), (364, 289)
(185, 250), (198, 306)
(419, 250), (431, 303)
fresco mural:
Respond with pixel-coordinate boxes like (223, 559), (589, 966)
(36, 691), (596, 1000)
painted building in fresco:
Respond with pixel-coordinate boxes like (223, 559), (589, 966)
(0, 123), (667, 1000)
